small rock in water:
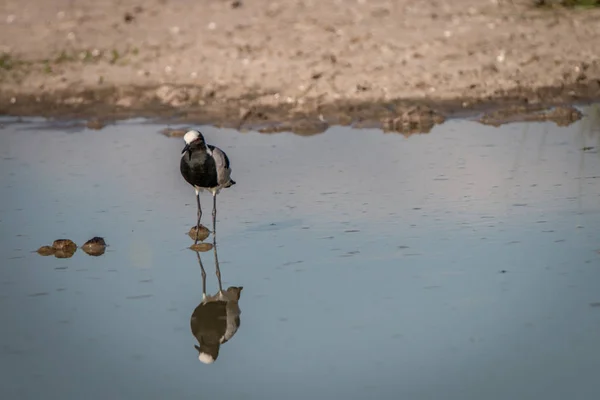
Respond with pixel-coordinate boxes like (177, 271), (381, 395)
(81, 236), (107, 256)
(188, 225), (210, 241)
(54, 249), (76, 259)
(52, 239), (77, 252)
(37, 246), (55, 256)
(51, 239), (77, 258)
(86, 119), (105, 130)
(190, 242), (213, 252)
(37, 239), (78, 258)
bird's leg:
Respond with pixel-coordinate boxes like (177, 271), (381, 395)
(212, 193), (217, 236)
(195, 188), (202, 244)
(213, 235), (222, 292)
(195, 251), (207, 301)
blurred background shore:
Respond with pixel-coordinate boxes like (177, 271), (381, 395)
(1, 0), (599, 127)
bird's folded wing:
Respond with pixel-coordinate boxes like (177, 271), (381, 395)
(208, 145), (232, 185)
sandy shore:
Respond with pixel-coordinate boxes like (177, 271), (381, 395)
(1, 0), (599, 132)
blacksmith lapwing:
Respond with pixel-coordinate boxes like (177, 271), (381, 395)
(180, 130), (236, 240)
(190, 243), (243, 364)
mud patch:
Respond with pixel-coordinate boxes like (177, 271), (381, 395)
(85, 118), (106, 130)
(257, 119), (330, 136)
(478, 105), (583, 127)
(381, 105), (446, 134)
(0, 83), (597, 134)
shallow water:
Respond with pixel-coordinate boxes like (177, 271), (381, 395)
(1, 109), (600, 400)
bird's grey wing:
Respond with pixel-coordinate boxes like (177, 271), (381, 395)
(207, 145), (232, 186)
(220, 302), (241, 344)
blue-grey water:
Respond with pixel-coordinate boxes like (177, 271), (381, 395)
(1, 109), (599, 400)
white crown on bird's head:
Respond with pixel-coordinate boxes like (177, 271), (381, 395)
(183, 130), (204, 145)
(195, 343), (219, 364)
(198, 352), (215, 364)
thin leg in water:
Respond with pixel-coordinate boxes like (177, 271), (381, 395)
(195, 251), (207, 301)
(212, 193), (217, 235)
(195, 188), (202, 244)
(213, 235), (222, 292)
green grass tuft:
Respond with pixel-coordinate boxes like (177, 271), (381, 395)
(535, 0), (600, 8)
(0, 53), (15, 70)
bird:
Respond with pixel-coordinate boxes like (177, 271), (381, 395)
(180, 130), (235, 241)
(190, 242), (243, 364)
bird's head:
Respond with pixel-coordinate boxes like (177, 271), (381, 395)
(182, 130), (205, 155)
(194, 343), (220, 364)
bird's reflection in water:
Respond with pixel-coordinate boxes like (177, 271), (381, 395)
(190, 237), (243, 364)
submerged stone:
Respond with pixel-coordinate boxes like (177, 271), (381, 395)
(54, 249), (76, 259)
(82, 236), (107, 256)
(37, 246), (55, 256)
(86, 118), (106, 130)
(190, 242), (213, 252)
(188, 225), (211, 241)
(52, 239), (77, 253)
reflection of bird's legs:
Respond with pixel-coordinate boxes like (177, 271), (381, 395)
(195, 188), (202, 245)
(212, 193), (217, 235)
(196, 251), (207, 301)
(213, 235), (222, 292)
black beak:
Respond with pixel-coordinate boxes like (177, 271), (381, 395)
(182, 143), (193, 160)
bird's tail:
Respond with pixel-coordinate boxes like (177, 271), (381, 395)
(224, 179), (236, 188)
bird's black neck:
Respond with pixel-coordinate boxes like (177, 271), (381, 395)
(189, 140), (207, 152)
(184, 140), (207, 161)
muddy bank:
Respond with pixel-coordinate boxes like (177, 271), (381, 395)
(1, 0), (600, 132)
(0, 82), (596, 133)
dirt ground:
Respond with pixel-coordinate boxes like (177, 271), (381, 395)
(1, 0), (600, 132)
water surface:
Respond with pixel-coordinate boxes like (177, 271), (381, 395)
(1, 110), (600, 399)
